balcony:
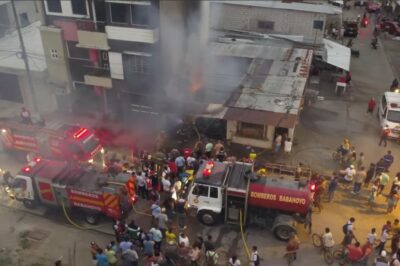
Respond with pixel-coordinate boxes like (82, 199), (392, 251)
(84, 68), (112, 88)
(105, 26), (159, 44)
(77, 30), (109, 50)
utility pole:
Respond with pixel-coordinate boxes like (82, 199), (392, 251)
(11, 0), (38, 112)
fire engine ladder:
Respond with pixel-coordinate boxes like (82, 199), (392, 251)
(263, 162), (312, 180)
(224, 163), (252, 226)
(0, 120), (66, 138)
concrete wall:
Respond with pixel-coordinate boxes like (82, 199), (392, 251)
(226, 120), (276, 149)
(4, 1), (40, 29)
(18, 72), (57, 114)
(40, 26), (72, 90)
(210, 3), (327, 41)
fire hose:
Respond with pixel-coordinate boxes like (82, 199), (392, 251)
(239, 210), (251, 261)
(61, 201), (111, 230)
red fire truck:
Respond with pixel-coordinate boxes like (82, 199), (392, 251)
(0, 119), (102, 162)
(187, 161), (312, 240)
(9, 158), (136, 224)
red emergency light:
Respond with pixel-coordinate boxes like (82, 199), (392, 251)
(22, 166), (31, 173)
(309, 183), (316, 192)
(202, 161), (214, 177)
(73, 128), (88, 139)
(34, 157), (41, 163)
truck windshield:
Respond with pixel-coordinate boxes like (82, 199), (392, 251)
(82, 135), (100, 153)
(387, 110), (400, 123)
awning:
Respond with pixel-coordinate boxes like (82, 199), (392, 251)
(198, 104), (228, 119)
(322, 38), (351, 71)
(223, 107), (298, 128)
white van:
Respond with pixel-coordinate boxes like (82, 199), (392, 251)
(379, 92), (400, 138)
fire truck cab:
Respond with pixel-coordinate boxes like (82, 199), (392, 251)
(10, 158), (135, 224)
(0, 119), (102, 162)
(187, 161), (311, 240)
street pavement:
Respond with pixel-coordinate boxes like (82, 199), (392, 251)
(1, 5), (400, 266)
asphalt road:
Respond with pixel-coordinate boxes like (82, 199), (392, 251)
(1, 5), (400, 266)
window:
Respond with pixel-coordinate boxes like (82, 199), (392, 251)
(19, 13), (30, 27)
(123, 54), (149, 74)
(94, 0), (106, 22)
(110, 3), (129, 24)
(71, 0), (87, 15)
(46, 0), (62, 13)
(258, 20), (274, 30)
(66, 41), (89, 59)
(193, 185), (209, 197)
(387, 110), (400, 123)
(50, 48), (59, 60)
(131, 5), (150, 26)
(210, 187), (218, 198)
(381, 95), (387, 109)
(237, 122), (265, 139)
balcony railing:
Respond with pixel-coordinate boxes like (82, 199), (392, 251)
(83, 67), (112, 88)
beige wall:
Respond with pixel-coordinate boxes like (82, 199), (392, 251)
(210, 3), (327, 41)
(40, 26), (72, 91)
(226, 120), (274, 149)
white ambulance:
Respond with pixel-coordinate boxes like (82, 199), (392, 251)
(379, 92), (400, 138)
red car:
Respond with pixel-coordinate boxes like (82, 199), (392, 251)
(380, 21), (400, 36)
(366, 1), (381, 12)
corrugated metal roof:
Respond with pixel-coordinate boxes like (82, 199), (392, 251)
(223, 107), (298, 128)
(214, 0), (342, 15)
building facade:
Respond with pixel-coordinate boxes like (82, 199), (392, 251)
(209, 1), (341, 43)
(39, 0), (210, 127)
(0, 1), (40, 37)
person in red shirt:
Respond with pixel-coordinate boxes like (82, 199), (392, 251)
(346, 242), (363, 262)
(379, 125), (390, 147)
(366, 97), (377, 115)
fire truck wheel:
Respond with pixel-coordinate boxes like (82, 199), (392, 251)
(84, 212), (100, 225)
(23, 199), (37, 209)
(273, 225), (295, 241)
(197, 210), (218, 226)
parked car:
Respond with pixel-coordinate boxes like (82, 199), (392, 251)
(343, 21), (359, 37)
(328, 0), (344, 8)
(380, 21), (400, 36)
(365, 1), (381, 12)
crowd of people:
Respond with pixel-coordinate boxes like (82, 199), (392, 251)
(91, 139), (263, 266)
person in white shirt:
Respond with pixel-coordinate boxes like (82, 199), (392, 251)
(228, 255), (241, 266)
(322, 227), (335, 248)
(377, 229), (389, 255)
(284, 138), (292, 154)
(178, 232), (190, 247)
(161, 174), (171, 192)
(344, 165), (356, 182)
(250, 246), (259, 266)
(367, 228), (377, 245)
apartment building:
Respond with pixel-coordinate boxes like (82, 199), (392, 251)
(39, 0), (161, 123)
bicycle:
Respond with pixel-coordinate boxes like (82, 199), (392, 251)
(311, 233), (334, 265)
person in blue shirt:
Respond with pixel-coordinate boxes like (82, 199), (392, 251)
(143, 234), (155, 256)
(95, 248), (109, 266)
(382, 150), (394, 171)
